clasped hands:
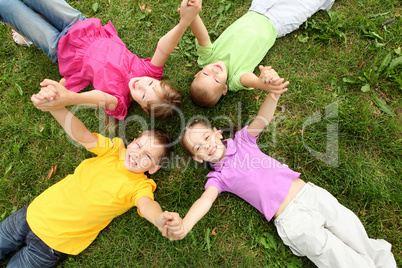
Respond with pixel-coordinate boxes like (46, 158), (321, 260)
(258, 65), (289, 102)
(158, 211), (188, 241)
(31, 78), (72, 111)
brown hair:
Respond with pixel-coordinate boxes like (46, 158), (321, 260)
(145, 80), (183, 120)
(189, 80), (223, 108)
(138, 129), (173, 165)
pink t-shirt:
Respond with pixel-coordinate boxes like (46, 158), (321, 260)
(57, 18), (164, 120)
(205, 126), (300, 221)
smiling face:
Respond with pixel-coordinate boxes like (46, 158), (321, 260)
(191, 61), (228, 107)
(182, 122), (227, 164)
(124, 133), (165, 174)
(129, 76), (162, 110)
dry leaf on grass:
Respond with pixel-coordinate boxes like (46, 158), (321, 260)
(45, 164), (58, 181)
(139, 3), (152, 13)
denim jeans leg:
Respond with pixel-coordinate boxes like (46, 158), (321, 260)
(0, 206), (30, 260)
(0, 0), (85, 62)
(0, 0), (60, 61)
(22, 0), (86, 34)
(7, 230), (67, 268)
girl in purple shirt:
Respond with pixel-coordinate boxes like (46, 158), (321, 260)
(172, 70), (396, 267)
(1, 0), (201, 120)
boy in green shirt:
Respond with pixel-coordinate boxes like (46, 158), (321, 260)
(188, 0), (335, 107)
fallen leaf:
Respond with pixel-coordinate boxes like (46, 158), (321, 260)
(358, 62), (365, 69)
(139, 3), (146, 12)
(39, 125), (45, 132)
(255, 95), (260, 100)
(139, 3), (152, 13)
(45, 166), (54, 181)
(360, 210), (366, 216)
(211, 227), (217, 236)
(326, 87), (332, 91)
(341, 189), (348, 194)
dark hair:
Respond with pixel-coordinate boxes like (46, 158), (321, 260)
(138, 129), (173, 165)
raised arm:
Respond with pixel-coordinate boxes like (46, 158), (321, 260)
(190, 14), (210, 46)
(247, 85), (286, 137)
(151, 0), (202, 67)
(31, 79), (118, 112)
(137, 196), (183, 238)
(240, 66), (289, 96)
(168, 186), (219, 240)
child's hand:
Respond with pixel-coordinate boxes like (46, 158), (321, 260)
(156, 211), (188, 241)
(259, 65), (281, 84)
(179, 0), (201, 24)
(31, 78), (72, 111)
(165, 213), (189, 241)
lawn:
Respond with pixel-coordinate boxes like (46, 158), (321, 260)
(0, 0), (401, 267)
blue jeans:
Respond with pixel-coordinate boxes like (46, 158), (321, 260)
(0, 0), (85, 62)
(0, 206), (67, 268)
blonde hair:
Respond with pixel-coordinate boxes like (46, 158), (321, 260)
(145, 81), (183, 120)
(138, 129), (173, 164)
(189, 79), (224, 108)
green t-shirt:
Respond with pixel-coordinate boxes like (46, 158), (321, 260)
(196, 11), (277, 91)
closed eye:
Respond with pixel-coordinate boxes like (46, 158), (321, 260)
(203, 72), (208, 76)
(142, 93), (145, 99)
(149, 80), (153, 86)
(215, 79), (219, 83)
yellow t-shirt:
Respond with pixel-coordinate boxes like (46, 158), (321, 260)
(26, 134), (156, 255)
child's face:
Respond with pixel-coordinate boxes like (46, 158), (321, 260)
(129, 77), (161, 111)
(124, 134), (164, 174)
(184, 123), (226, 164)
(194, 61), (228, 96)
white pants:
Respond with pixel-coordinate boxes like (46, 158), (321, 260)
(274, 183), (396, 268)
(249, 0), (335, 37)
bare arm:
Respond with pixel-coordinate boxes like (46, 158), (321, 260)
(151, 0), (202, 67)
(168, 186), (219, 240)
(247, 93), (282, 138)
(240, 72), (288, 95)
(31, 79), (118, 111)
(49, 107), (98, 150)
(190, 14), (210, 46)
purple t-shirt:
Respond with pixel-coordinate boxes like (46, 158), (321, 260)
(206, 126), (300, 221)
(57, 18), (164, 120)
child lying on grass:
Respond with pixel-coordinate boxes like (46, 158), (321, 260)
(0, 79), (182, 267)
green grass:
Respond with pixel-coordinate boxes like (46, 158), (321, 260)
(1, 0), (401, 267)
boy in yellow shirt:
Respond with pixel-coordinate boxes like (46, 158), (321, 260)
(0, 79), (182, 267)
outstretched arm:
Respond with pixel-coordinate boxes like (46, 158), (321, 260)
(32, 81), (99, 149)
(151, 0), (202, 67)
(31, 79), (118, 112)
(167, 186), (219, 240)
(189, 14), (210, 46)
(247, 73), (288, 137)
(240, 66), (289, 96)
(137, 196), (184, 238)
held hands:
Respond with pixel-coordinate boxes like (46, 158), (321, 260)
(258, 65), (289, 102)
(31, 78), (73, 111)
(178, 0), (201, 25)
(156, 211), (189, 241)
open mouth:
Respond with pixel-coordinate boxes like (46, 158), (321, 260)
(214, 64), (223, 72)
(129, 154), (137, 167)
(209, 145), (217, 156)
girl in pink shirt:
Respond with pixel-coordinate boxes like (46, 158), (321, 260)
(173, 69), (396, 267)
(1, 0), (201, 120)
